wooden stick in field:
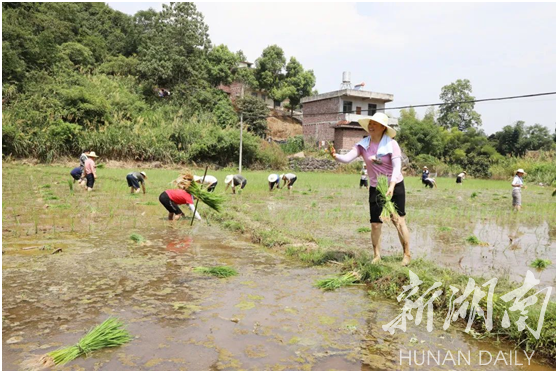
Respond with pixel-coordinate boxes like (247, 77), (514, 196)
(190, 165), (208, 226)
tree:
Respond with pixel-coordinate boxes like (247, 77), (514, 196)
(207, 44), (239, 87)
(254, 45), (285, 97)
(137, 2), (210, 87)
(438, 79), (482, 131)
(490, 121), (555, 156)
(397, 107), (445, 158)
(272, 57), (315, 116)
(237, 96), (269, 138)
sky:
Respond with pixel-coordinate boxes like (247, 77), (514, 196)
(107, 2), (556, 135)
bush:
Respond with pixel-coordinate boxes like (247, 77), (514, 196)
(280, 135), (304, 154)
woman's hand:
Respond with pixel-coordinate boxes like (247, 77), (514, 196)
(328, 144), (337, 159)
(386, 186), (395, 198)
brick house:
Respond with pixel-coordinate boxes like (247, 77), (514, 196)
(301, 88), (398, 153)
(218, 62), (288, 109)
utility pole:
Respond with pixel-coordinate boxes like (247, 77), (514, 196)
(239, 84), (244, 174)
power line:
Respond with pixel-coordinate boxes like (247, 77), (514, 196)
(269, 91), (556, 118)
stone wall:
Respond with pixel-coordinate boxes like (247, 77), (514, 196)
(288, 157), (338, 172)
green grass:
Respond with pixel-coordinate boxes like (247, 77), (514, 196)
(193, 266), (238, 278)
(356, 227), (371, 233)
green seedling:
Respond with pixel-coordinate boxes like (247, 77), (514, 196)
(193, 266), (238, 278)
(130, 233), (145, 243)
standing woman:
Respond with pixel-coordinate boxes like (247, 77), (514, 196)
(328, 113), (411, 266)
(512, 169), (527, 211)
(83, 151), (99, 192)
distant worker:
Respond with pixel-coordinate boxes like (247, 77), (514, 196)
(83, 151), (99, 192)
(268, 174), (280, 191)
(512, 169), (527, 212)
(422, 166), (436, 188)
(159, 189), (201, 221)
(70, 167), (82, 182)
(225, 174), (247, 194)
(456, 171), (466, 185)
(280, 173), (297, 190)
(194, 175), (218, 192)
(360, 164), (368, 189)
(126, 171), (147, 194)
(79, 149), (90, 185)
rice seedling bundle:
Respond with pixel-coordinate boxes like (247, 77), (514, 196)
(130, 233), (145, 243)
(314, 271), (361, 291)
(175, 172), (225, 212)
(193, 266), (238, 278)
(530, 258), (552, 271)
(376, 175), (398, 220)
(43, 317), (132, 366)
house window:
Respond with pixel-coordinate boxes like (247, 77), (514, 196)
(262, 94), (267, 101)
(274, 100), (281, 107)
(343, 101), (352, 114)
(368, 104), (377, 116)
(251, 92), (258, 98)
(356, 106), (361, 115)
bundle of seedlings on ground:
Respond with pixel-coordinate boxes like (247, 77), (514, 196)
(42, 317), (132, 367)
(376, 175), (398, 220)
(530, 258), (552, 271)
(314, 271), (361, 291)
(130, 233), (145, 243)
(175, 172), (225, 212)
(193, 266), (238, 278)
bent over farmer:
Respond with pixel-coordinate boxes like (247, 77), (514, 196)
(328, 113), (411, 266)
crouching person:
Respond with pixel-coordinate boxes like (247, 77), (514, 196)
(159, 189), (201, 221)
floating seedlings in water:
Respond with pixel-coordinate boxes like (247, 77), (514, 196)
(193, 266), (238, 278)
(43, 317), (132, 366)
(68, 180), (73, 192)
(470, 192), (478, 199)
(130, 233), (145, 243)
(314, 271), (360, 291)
(41, 184), (51, 189)
(530, 259), (552, 271)
(357, 227), (371, 233)
(465, 235), (481, 245)
(438, 226), (452, 232)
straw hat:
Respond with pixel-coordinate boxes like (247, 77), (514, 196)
(357, 113), (396, 138)
(140, 171), (147, 178)
(423, 166), (428, 169)
(268, 174), (279, 183)
(224, 175), (233, 184)
(515, 169), (526, 174)
(88, 151), (99, 158)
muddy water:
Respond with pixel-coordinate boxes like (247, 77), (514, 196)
(2, 224), (553, 370)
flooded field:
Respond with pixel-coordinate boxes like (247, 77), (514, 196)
(2, 164), (556, 370)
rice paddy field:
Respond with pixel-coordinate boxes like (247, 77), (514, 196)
(2, 163), (556, 370)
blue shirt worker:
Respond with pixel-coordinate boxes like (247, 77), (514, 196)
(126, 171), (147, 194)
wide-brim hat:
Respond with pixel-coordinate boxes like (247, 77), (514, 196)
(140, 171), (147, 178)
(357, 113), (396, 138)
(515, 169), (526, 174)
(88, 151), (99, 158)
(423, 166), (428, 169)
(224, 175), (233, 184)
(268, 174), (278, 183)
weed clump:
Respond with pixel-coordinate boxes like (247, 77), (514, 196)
(530, 259), (552, 271)
(466, 235), (481, 245)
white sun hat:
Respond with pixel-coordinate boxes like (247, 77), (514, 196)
(268, 174), (279, 183)
(357, 113), (396, 138)
(140, 171), (147, 178)
(87, 151), (99, 158)
(515, 169), (526, 174)
(224, 175), (233, 184)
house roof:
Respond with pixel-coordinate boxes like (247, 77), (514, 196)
(302, 89), (394, 104)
